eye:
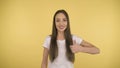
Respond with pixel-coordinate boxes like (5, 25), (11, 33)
(56, 19), (60, 22)
(63, 18), (67, 22)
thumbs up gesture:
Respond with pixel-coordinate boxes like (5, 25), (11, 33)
(70, 40), (82, 53)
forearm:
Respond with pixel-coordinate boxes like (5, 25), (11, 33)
(41, 63), (47, 68)
(41, 59), (48, 68)
(79, 46), (100, 54)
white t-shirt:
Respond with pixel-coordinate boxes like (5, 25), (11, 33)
(42, 35), (83, 68)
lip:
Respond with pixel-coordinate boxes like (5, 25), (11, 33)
(59, 26), (65, 29)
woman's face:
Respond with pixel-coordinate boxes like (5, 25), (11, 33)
(55, 13), (67, 32)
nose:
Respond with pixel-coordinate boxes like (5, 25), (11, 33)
(59, 20), (64, 25)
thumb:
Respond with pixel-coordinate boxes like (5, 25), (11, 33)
(73, 40), (76, 45)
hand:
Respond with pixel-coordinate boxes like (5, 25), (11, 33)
(70, 40), (82, 53)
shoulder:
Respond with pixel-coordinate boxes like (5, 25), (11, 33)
(72, 34), (82, 40)
(42, 35), (51, 49)
(43, 35), (51, 44)
(45, 35), (51, 41)
(72, 34), (83, 45)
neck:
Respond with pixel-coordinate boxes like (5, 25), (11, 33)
(57, 31), (65, 40)
(58, 31), (64, 35)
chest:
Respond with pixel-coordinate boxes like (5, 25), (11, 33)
(57, 40), (66, 56)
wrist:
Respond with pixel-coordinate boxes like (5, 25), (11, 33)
(78, 46), (83, 52)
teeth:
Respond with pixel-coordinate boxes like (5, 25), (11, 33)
(59, 26), (64, 29)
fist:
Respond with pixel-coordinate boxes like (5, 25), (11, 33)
(70, 40), (81, 53)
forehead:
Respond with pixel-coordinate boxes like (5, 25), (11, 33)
(55, 13), (66, 19)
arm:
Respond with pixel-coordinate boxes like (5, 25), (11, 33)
(70, 40), (100, 54)
(79, 40), (100, 54)
(41, 48), (49, 68)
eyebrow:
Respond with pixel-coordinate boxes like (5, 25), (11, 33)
(56, 18), (67, 19)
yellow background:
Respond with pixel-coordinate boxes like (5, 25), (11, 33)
(0, 0), (120, 68)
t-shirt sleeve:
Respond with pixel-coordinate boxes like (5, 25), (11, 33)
(72, 35), (83, 45)
(42, 36), (51, 49)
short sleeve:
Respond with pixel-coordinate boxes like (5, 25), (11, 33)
(42, 36), (51, 49)
(72, 35), (83, 45)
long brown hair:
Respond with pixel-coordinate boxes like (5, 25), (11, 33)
(49, 9), (74, 62)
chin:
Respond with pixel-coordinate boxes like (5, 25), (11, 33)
(58, 29), (65, 32)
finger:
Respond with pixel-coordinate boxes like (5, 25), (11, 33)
(70, 46), (74, 50)
(70, 45), (73, 48)
(73, 40), (76, 45)
(71, 48), (74, 53)
(72, 49), (76, 53)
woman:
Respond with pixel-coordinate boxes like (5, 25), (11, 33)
(41, 9), (100, 68)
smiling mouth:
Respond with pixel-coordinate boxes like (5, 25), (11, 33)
(59, 26), (65, 29)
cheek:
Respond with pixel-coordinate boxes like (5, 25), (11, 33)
(65, 22), (67, 27)
(55, 23), (59, 29)
(55, 22), (59, 27)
